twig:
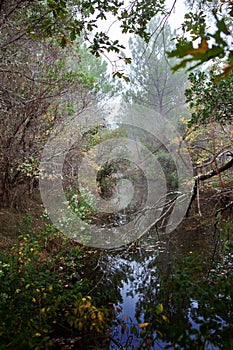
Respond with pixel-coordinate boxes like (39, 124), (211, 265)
(215, 201), (233, 217)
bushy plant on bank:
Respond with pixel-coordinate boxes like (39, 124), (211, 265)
(0, 223), (110, 350)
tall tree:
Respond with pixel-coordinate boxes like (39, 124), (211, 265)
(122, 18), (188, 121)
(0, 0), (166, 77)
(184, 67), (233, 172)
(1, 0), (231, 77)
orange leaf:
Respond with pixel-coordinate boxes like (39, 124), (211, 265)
(138, 322), (149, 328)
(186, 39), (209, 55)
(214, 64), (233, 83)
(222, 64), (233, 75)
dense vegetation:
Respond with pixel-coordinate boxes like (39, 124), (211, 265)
(0, 0), (232, 349)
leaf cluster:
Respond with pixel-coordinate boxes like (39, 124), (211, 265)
(167, 2), (233, 77)
(0, 0), (167, 69)
(185, 70), (233, 126)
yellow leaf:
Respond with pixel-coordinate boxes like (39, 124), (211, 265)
(86, 301), (91, 308)
(91, 312), (96, 319)
(124, 314), (129, 320)
(186, 39), (209, 55)
(162, 315), (169, 323)
(157, 330), (163, 338)
(97, 311), (103, 322)
(138, 322), (149, 328)
(155, 303), (163, 314)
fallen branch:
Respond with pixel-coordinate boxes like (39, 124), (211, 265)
(186, 156), (233, 217)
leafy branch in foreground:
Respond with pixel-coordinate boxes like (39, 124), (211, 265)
(185, 70), (233, 126)
(2, 1), (233, 76)
(0, 0), (167, 71)
(167, 1), (233, 77)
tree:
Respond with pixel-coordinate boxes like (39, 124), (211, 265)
(1, 0), (231, 77)
(183, 67), (233, 214)
(122, 19), (188, 121)
(69, 44), (117, 99)
(184, 67), (233, 173)
(0, 3), (115, 208)
(0, 0), (166, 78)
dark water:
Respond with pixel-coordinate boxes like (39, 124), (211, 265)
(82, 218), (232, 349)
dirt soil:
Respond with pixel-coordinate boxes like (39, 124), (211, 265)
(0, 191), (44, 249)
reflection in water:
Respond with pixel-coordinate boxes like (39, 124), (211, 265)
(87, 224), (230, 350)
(187, 300), (226, 350)
(108, 252), (170, 349)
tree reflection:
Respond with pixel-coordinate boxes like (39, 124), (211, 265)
(82, 220), (232, 349)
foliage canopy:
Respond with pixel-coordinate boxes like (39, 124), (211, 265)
(1, 0), (232, 75)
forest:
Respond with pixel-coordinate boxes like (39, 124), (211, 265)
(0, 0), (232, 349)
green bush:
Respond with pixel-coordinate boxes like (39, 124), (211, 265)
(0, 225), (110, 349)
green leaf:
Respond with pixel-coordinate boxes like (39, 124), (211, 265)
(70, 29), (76, 41)
(122, 75), (130, 82)
(124, 57), (132, 64)
(216, 18), (230, 35)
(155, 303), (163, 314)
(167, 41), (195, 59)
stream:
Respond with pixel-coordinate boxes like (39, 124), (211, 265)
(81, 218), (231, 350)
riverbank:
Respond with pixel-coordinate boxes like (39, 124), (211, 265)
(0, 183), (232, 349)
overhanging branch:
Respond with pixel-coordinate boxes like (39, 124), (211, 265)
(186, 156), (233, 217)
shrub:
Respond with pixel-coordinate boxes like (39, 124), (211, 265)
(0, 225), (110, 349)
